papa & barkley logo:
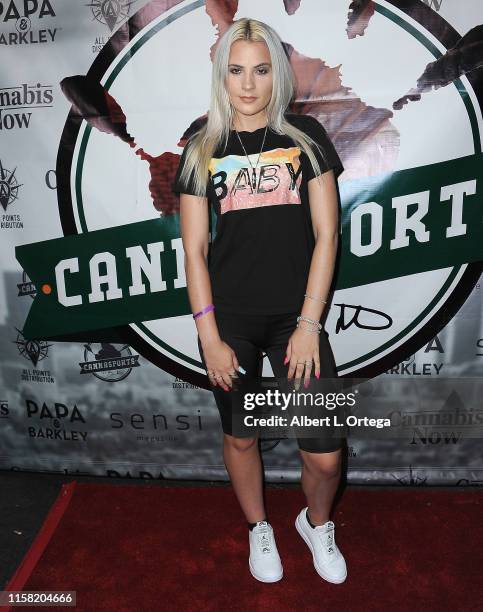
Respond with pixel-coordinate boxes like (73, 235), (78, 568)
(15, 0), (483, 388)
(384, 335), (445, 376)
(25, 397), (88, 442)
(0, 0), (58, 45)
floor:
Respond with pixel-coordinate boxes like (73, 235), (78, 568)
(0, 469), (465, 589)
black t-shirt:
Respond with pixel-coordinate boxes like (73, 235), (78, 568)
(172, 112), (344, 315)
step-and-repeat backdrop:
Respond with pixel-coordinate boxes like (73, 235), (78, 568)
(1, 0), (482, 485)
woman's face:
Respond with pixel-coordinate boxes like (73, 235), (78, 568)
(226, 39), (273, 123)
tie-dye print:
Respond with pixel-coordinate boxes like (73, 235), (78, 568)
(208, 147), (303, 214)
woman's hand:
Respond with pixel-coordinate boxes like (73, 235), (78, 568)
(202, 339), (240, 391)
(284, 327), (320, 390)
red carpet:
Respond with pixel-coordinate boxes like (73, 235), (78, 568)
(3, 482), (482, 612)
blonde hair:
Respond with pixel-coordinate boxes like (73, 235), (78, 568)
(179, 17), (329, 196)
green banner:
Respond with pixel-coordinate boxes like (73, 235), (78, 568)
(16, 153), (483, 341)
(16, 215), (190, 341)
(338, 152), (483, 286)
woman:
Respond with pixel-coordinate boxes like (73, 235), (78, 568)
(172, 17), (347, 585)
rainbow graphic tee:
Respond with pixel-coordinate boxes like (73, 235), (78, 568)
(173, 113), (344, 314)
(208, 147), (303, 214)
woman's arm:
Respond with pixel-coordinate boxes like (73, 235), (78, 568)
(285, 169), (339, 388)
(179, 193), (221, 348)
(180, 193), (240, 389)
(302, 169), (339, 322)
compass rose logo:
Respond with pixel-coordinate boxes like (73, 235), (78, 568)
(13, 328), (52, 366)
(86, 0), (136, 32)
(0, 160), (22, 212)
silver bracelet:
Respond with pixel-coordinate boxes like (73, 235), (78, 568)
(304, 293), (327, 304)
(297, 315), (322, 330)
(297, 322), (320, 334)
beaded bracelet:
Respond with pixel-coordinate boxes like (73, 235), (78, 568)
(193, 303), (215, 319)
(297, 322), (320, 334)
(297, 315), (322, 330)
(304, 293), (327, 304)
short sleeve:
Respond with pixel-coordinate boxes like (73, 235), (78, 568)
(302, 115), (344, 181)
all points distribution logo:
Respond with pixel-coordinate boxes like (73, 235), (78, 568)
(16, 0), (483, 389)
(87, 0), (137, 31)
(0, 160), (22, 211)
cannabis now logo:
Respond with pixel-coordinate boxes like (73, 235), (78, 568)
(15, 0), (483, 385)
(0, 83), (53, 129)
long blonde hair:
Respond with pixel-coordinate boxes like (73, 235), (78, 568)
(179, 17), (329, 196)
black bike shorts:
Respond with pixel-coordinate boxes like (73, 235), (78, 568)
(197, 309), (348, 453)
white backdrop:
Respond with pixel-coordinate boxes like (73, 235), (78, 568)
(1, 0), (482, 485)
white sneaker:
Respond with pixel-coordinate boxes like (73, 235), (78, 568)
(248, 521), (283, 582)
(295, 508), (347, 583)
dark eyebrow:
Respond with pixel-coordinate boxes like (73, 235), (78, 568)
(228, 62), (271, 68)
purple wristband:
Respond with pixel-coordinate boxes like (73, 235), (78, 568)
(193, 303), (215, 319)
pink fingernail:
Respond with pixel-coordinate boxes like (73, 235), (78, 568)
(283, 357), (288, 365)
(316, 373), (320, 379)
(304, 380), (309, 388)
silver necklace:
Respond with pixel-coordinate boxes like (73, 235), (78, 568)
(234, 124), (268, 190)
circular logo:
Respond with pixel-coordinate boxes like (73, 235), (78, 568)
(57, 0), (482, 387)
(82, 342), (135, 381)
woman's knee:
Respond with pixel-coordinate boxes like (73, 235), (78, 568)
(300, 449), (341, 479)
(224, 433), (258, 452)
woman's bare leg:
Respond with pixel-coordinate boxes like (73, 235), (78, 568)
(299, 448), (342, 525)
(223, 433), (266, 523)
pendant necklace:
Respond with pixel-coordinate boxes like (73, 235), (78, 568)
(234, 124), (269, 191)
